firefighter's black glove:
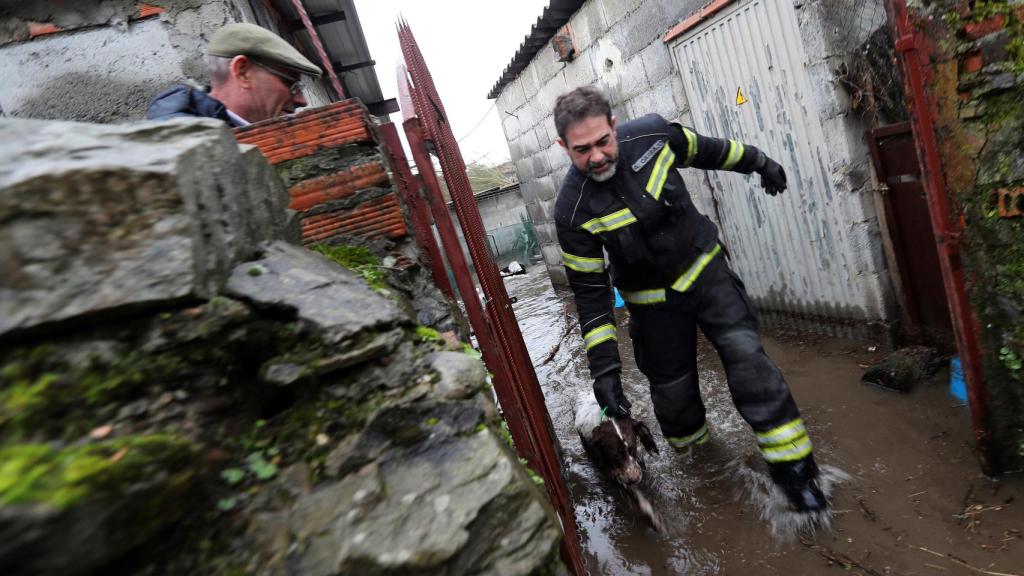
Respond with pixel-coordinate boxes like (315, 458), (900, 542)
(758, 156), (787, 196)
(594, 372), (631, 419)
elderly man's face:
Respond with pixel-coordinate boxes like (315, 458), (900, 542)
(558, 115), (619, 182)
(247, 62), (309, 121)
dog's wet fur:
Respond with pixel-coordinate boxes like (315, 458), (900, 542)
(574, 390), (662, 529)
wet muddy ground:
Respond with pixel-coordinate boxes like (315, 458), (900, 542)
(504, 268), (1024, 576)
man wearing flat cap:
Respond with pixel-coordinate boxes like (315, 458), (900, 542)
(147, 23), (322, 126)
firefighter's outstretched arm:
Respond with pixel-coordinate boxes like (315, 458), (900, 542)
(556, 222), (631, 418)
(667, 123), (788, 195)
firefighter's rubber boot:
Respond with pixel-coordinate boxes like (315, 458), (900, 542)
(768, 456), (828, 512)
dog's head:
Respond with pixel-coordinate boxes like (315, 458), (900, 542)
(587, 417), (658, 486)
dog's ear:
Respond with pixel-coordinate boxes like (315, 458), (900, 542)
(637, 422), (658, 454)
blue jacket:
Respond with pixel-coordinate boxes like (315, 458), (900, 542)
(146, 85), (244, 127)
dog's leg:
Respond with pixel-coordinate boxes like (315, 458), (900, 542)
(629, 486), (665, 532)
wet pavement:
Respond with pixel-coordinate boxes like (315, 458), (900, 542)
(504, 267), (1024, 576)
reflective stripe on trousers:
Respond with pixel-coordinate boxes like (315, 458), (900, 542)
(667, 422), (709, 449)
(756, 418), (813, 463)
(584, 323), (617, 350)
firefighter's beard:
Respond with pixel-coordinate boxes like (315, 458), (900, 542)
(586, 156), (618, 182)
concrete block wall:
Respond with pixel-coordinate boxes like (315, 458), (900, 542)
(446, 185), (533, 268)
(495, 0), (709, 285)
(792, 0), (896, 323)
(0, 0), (332, 124)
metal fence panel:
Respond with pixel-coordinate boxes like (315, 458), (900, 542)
(669, 0), (877, 323)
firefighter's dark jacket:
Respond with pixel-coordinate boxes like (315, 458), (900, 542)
(554, 114), (767, 379)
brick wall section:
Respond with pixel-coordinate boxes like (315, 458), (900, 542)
(912, 0), (1024, 472)
(234, 99), (408, 245)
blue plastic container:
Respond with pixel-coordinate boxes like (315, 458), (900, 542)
(950, 356), (968, 404)
(613, 287), (625, 308)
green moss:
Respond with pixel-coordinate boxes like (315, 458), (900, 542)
(311, 244), (388, 292)
(968, 1), (1007, 22)
(81, 360), (147, 405)
(498, 420), (515, 451)
(943, 9), (962, 27)
(0, 434), (194, 508)
(241, 391), (388, 478)
(999, 347), (1023, 380)
(1, 329), (250, 443)
(518, 457), (545, 486)
(415, 325), (440, 342)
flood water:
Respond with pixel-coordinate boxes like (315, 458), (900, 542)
(504, 268), (1024, 576)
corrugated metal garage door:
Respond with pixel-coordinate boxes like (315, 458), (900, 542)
(669, 0), (870, 324)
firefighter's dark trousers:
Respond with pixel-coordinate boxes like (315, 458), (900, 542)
(627, 254), (809, 457)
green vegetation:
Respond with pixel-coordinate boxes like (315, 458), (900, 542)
(311, 244), (388, 292)
(0, 434), (194, 508)
(0, 342), (232, 442)
(999, 347), (1023, 379)
(416, 325), (441, 342)
(940, 0), (1024, 471)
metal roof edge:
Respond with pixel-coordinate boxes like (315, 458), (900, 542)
(445, 182), (522, 208)
(486, 0), (585, 100)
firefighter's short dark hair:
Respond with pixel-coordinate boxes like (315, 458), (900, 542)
(554, 86), (612, 142)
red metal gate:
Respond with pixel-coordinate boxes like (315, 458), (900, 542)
(386, 18), (587, 575)
(885, 0), (992, 472)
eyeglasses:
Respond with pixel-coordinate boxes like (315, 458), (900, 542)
(251, 60), (304, 95)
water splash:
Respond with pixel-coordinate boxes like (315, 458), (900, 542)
(727, 458), (851, 541)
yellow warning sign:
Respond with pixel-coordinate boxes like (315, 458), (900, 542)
(736, 87), (747, 106)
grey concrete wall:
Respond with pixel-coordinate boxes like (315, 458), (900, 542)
(495, 0), (708, 286)
(0, 0), (331, 124)
(448, 186), (532, 269)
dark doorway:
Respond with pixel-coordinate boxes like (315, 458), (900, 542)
(868, 122), (954, 348)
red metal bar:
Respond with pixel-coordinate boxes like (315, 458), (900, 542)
(377, 121), (455, 299)
(289, 0), (346, 99)
(886, 0), (992, 472)
(398, 20), (587, 576)
(403, 117), (514, 389)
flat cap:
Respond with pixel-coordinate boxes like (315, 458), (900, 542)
(208, 23), (322, 77)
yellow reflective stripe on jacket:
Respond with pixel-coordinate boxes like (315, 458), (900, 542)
(619, 288), (666, 305)
(583, 323), (617, 350)
(645, 144), (676, 201)
(682, 128), (698, 167)
(670, 244), (722, 292)
(580, 208), (637, 234)
(755, 418), (806, 447)
(757, 418), (813, 463)
(667, 423), (709, 448)
(561, 251), (605, 273)
(721, 140), (745, 170)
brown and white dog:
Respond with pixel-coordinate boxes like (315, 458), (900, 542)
(574, 389), (663, 528)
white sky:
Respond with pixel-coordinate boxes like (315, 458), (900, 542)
(353, 0), (551, 166)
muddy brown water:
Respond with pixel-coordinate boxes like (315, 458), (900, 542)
(504, 269), (1023, 576)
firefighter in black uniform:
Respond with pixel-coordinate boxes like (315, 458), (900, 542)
(553, 86), (827, 512)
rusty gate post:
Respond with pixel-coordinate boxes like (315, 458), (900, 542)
(403, 117), (537, 465)
(376, 121), (455, 299)
(885, 0), (992, 472)
(398, 19), (587, 575)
